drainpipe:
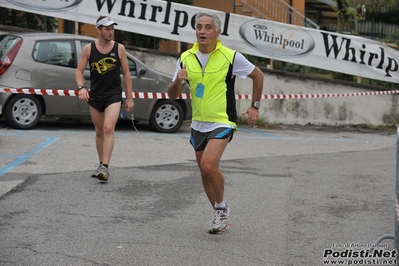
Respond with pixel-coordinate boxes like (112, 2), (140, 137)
(289, 0), (293, 24)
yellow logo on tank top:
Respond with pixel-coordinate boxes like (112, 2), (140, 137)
(91, 57), (117, 75)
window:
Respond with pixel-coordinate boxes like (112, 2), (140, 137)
(80, 41), (91, 70)
(127, 57), (137, 76)
(80, 41), (91, 51)
(0, 35), (21, 60)
(33, 40), (75, 68)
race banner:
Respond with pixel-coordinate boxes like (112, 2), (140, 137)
(1, 0), (398, 83)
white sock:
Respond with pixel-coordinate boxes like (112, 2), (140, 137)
(215, 201), (226, 209)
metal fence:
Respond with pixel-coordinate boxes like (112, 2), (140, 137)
(327, 21), (399, 40)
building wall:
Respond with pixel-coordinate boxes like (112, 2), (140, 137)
(193, 0), (235, 13)
(57, 20), (97, 38)
(193, 0), (307, 19)
(80, 24), (97, 39)
(292, 0), (305, 14)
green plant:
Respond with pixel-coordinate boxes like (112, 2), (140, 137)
(333, 0), (358, 33)
(273, 61), (310, 74)
(360, 0), (399, 24)
(381, 30), (399, 47)
(2, 8), (57, 32)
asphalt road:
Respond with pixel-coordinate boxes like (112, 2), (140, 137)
(0, 119), (397, 266)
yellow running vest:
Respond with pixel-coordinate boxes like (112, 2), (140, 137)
(180, 40), (237, 128)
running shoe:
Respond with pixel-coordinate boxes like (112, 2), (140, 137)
(97, 164), (109, 182)
(91, 164), (102, 178)
(208, 204), (230, 234)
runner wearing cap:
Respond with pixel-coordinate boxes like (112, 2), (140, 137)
(75, 16), (134, 182)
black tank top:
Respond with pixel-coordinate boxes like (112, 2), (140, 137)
(89, 42), (122, 101)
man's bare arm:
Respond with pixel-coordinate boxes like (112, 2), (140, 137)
(167, 64), (187, 99)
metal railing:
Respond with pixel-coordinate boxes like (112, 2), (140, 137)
(237, 0), (318, 28)
(327, 21), (399, 40)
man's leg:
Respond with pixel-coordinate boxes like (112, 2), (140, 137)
(196, 137), (232, 234)
(195, 137), (230, 208)
(90, 106), (105, 164)
(89, 102), (120, 181)
(101, 102), (121, 165)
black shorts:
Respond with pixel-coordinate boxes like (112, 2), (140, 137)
(88, 95), (122, 112)
(190, 127), (234, 151)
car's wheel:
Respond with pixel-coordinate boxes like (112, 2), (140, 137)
(4, 95), (42, 129)
(149, 100), (184, 133)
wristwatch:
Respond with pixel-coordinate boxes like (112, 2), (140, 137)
(252, 101), (260, 109)
(78, 85), (86, 90)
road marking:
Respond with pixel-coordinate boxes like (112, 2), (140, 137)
(0, 137), (59, 177)
(237, 128), (281, 139)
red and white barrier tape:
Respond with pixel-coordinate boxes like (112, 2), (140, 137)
(255, 90), (399, 99)
(1, 87), (399, 100)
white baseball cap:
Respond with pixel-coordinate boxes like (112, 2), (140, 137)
(96, 17), (118, 28)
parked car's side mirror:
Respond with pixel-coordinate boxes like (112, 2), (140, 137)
(139, 68), (147, 76)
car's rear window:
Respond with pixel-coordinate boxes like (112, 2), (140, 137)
(32, 40), (76, 68)
(0, 35), (22, 60)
